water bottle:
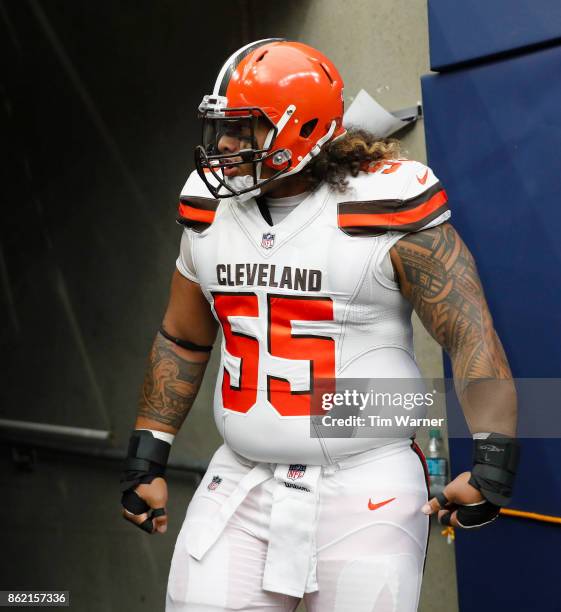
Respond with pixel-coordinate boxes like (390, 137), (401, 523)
(426, 428), (448, 497)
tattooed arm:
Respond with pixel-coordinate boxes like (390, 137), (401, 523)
(121, 270), (218, 534)
(390, 222), (517, 437)
(135, 269), (219, 434)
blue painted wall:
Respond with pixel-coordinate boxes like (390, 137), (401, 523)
(428, 0), (561, 70)
(423, 11), (561, 611)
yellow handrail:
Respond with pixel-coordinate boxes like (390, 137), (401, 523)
(440, 508), (561, 543)
(500, 508), (561, 525)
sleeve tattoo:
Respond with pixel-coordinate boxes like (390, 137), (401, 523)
(391, 223), (512, 395)
(138, 332), (209, 430)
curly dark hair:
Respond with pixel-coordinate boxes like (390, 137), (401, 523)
(303, 128), (402, 192)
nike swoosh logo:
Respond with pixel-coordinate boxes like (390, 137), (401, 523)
(417, 169), (429, 185)
(368, 497), (396, 511)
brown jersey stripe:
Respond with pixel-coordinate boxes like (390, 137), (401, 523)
(339, 189), (448, 229)
(338, 182), (444, 216)
(179, 195), (219, 211)
(177, 193), (220, 231)
(340, 203), (449, 236)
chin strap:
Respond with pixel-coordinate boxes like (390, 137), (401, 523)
(226, 117), (339, 201)
(281, 120), (338, 179)
(226, 175), (267, 203)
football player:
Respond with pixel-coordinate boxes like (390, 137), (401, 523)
(120, 39), (519, 611)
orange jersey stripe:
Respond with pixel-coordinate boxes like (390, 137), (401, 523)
(178, 202), (216, 223)
(339, 189), (448, 228)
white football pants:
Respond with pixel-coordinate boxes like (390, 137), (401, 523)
(166, 439), (429, 612)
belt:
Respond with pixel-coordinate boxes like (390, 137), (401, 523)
(262, 463), (322, 597)
(186, 460), (322, 598)
(186, 462), (272, 561)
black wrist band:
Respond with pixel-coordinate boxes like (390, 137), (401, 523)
(468, 433), (520, 506)
(120, 430), (171, 494)
(127, 429), (171, 466)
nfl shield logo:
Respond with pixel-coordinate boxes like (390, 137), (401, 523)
(207, 475), (222, 490)
(261, 232), (275, 249)
(287, 464), (306, 480)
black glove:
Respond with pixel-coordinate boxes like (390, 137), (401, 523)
(120, 430), (171, 533)
(436, 491), (501, 528)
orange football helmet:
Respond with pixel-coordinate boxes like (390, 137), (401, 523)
(195, 38), (346, 199)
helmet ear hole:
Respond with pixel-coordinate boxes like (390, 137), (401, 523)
(300, 118), (318, 139)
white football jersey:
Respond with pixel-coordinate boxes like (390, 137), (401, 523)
(176, 160), (450, 464)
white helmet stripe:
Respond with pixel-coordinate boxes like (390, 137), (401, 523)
(212, 38), (285, 96)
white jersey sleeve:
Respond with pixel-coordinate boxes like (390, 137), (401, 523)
(175, 169), (223, 283)
(337, 159), (451, 285)
(397, 159), (451, 231)
(176, 229), (199, 283)
(377, 160), (451, 284)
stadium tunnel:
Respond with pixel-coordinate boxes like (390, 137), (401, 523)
(2, 1), (560, 610)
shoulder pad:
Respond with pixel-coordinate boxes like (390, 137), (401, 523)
(337, 160), (449, 236)
(177, 170), (220, 232)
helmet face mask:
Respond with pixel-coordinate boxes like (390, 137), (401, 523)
(195, 103), (292, 199)
(194, 39), (345, 200)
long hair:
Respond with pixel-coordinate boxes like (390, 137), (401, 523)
(304, 128), (402, 192)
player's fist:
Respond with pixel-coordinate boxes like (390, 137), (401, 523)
(421, 471), (500, 529)
(121, 476), (169, 535)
